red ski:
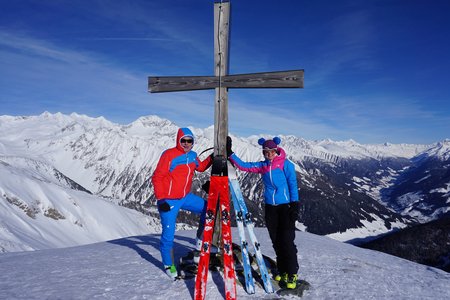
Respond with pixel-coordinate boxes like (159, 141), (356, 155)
(194, 175), (236, 300)
(219, 178), (236, 300)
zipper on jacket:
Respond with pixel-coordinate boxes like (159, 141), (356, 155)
(168, 160), (173, 196)
(168, 180), (173, 196)
(269, 162), (276, 205)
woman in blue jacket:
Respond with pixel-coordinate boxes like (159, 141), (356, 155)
(227, 136), (300, 289)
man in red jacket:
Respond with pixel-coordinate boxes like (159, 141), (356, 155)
(152, 127), (212, 279)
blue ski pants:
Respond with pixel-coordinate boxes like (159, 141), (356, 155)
(158, 193), (206, 266)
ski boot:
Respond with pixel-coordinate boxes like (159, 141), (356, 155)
(274, 272), (288, 283)
(165, 264), (177, 280)
(286, 274), (298, 289)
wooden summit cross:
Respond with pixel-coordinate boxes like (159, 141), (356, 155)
(148, 2), (303, 298)
(148, 1), (303, 172)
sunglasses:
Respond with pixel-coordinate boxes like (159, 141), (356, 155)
(263, 149), (277, 154)
(180, 138), (193, 144)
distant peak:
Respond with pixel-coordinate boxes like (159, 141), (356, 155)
(130, 115), (175, 127)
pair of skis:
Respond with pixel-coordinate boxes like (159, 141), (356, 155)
(228, 163), (274, 295)
(194, 163), (274, 299)
(194, 175), (236, 300)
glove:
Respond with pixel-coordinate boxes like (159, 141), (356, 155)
(226, 136), (234, 158)
(202, 180), (210, 194)
(157, 201), (171, 212)
(289, 201), (300, 222)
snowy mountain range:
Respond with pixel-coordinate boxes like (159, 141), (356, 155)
(0, 153), (168, 252)
(1, 112), (449, 252)
(362, 216), (450, 272)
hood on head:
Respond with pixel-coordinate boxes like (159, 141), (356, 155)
(176, 127), (194, 151)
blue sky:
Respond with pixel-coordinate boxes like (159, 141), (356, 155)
(1, 0), (449, 144)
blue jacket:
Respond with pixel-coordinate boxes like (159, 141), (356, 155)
(229, 147), (299, 206)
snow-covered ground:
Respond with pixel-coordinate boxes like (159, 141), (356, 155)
(1, 228), (449, 300)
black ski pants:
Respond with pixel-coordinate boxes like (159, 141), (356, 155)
(265, 203), (299, 275)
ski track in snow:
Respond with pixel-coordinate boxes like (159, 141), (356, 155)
(1, 229), (449, 300)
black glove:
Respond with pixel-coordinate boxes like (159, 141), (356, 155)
(157, 201), (171, 212)
(289, 201), (300, 222)
(202, 180), (210, 194)
(226, 136), (234, 158)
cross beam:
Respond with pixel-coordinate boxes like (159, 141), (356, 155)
(148, 2), (303, 174)
(148, 70), (304, 93)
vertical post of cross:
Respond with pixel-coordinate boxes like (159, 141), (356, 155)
(210, 0), (230, 257)
(211, 1), (230, 176)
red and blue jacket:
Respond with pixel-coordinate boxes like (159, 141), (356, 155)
(152, 128), (212, 200)
(229, 147), (299, 206)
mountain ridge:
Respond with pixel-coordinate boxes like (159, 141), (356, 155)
(1, 112), (449, 252)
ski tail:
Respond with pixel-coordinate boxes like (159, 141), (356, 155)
(194, 176), (220, 300)
(229, 180), (255, 294)
(228, 169), (274, 294)
(245, 219), (274, 293)
(219, 176), (237, 300)
(194, 175), (236, 300)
